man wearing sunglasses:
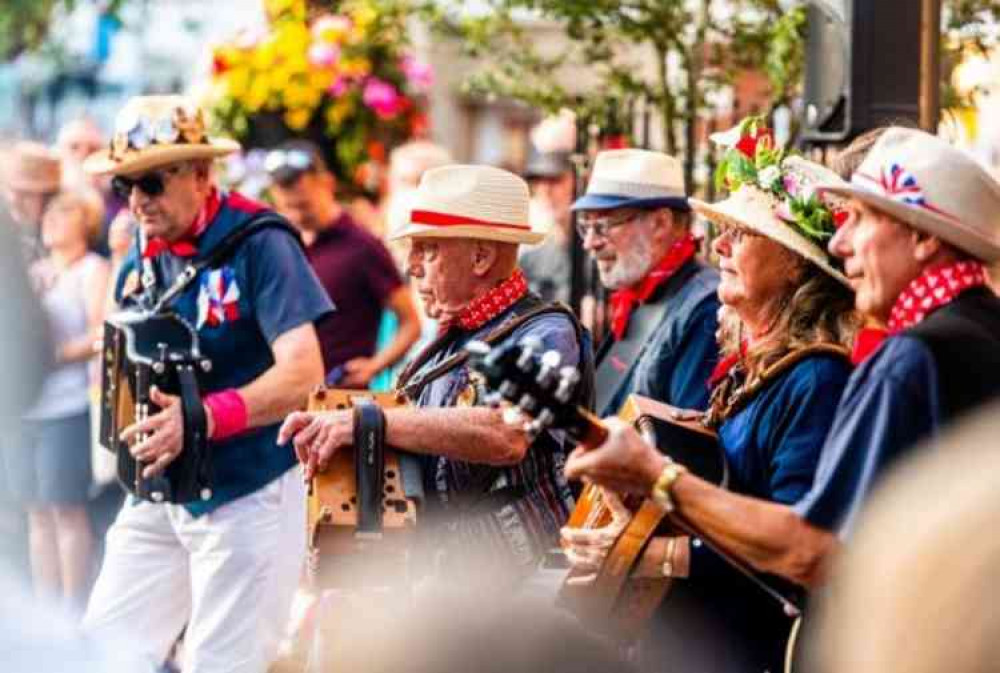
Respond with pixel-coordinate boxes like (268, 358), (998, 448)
(267, 140), (421, 388)
(572, 149), (720, 417)
(79, 95), (333, 673)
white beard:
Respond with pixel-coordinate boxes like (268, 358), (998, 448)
(598, 230), (656, 289)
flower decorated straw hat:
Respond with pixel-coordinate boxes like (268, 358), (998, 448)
(389, 164), (544, 245)
(689, 117), (851, 287)
(2, 142), (62, 193)
(816, 127), (1000, 263)
(571, 148), (690, 211)
(83, 95), (240, 176)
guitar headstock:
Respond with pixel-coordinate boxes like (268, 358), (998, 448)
(466, 338), (590, 441)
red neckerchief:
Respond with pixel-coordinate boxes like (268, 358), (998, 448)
(443, 268), (529, 333)
(610, 234), (697, 340)
(707, 339), (748, 388)
(143, 188), (221, 259)
(851, 260), (987, 364)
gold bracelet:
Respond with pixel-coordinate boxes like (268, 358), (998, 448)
(662, 537), (677, 578)
(651, 461), (687, 512)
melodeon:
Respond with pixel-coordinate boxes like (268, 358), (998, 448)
(99, 310), (213, 504)
(305, 387), (420, 587)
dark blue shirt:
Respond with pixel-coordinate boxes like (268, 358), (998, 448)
(116, 192), (334, 515)
(794, 336), (938, 536)
(654, 353), (852, 673)
(600, 261), (720, 415)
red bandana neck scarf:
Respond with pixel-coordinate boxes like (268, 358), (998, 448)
(446, 268), (529, 333)
(707, 339), (748, 389)
(851, 260), (988, 364)
(610, 233), (697, 340)
(143, 188), (221, 259)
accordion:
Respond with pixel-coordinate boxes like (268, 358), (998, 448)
(99, 310), (213, 504)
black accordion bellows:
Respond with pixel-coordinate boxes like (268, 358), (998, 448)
(99, 311), (213, 504)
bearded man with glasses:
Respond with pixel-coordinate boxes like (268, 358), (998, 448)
(573, 149), (720, 417)
(79, 95), (333, 673)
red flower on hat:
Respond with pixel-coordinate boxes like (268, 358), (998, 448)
(735, 125), (774, 160)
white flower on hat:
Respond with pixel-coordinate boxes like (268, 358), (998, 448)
(758, 165), (782, 191)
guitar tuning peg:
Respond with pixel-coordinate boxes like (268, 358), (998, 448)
(485, 392), (504, 408)
(522, 420), (540, 441)
(502, 406), (524, 426)
(498, 380), (519, 401)
(517, 392), (538, 414)
(534, 408), (555, 433)
(537, 350), (562, 388)
(555, 366), (581, 404)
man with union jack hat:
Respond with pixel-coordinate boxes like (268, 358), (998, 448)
(563, 127), (1000, 591)
(80, 95), (333, 672)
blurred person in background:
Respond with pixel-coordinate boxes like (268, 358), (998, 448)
(520, 110), (577, 306)
(269, 140), (420, 388)
(56, 117), (125, 256)
(2, 142), (62, 264)
(2, 189), (110, 614)
(814, 404), (1000, 673)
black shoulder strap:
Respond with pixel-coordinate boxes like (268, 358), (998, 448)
(398, 301), (583, 402)
(152, 212), (300, 313)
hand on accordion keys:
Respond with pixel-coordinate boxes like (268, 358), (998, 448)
(560, 489), (631, 586)
(278, 409), (355, 481)
(122, 386), (201, 479)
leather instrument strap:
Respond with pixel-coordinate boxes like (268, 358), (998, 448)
(353, 399), (386, 537)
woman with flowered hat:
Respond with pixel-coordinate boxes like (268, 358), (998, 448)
(562, 117), (858, 672)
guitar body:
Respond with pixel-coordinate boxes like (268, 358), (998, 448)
(559, 394), (727, 637)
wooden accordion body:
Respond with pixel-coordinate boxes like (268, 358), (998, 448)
(306, 387), (418, 587)
(99, 311), (212, 504)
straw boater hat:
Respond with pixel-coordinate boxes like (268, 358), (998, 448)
(690, 155), (851, 287)
(83, 95), (240, 176)
(816, 127), (1000, 263)
(571, 149), (690, 212)
(2, 142), (62, 193)
(389, 164), (544, 245)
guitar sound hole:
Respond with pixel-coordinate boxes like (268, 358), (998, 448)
(385, 485), (395, 494)
(350, 496), (357, 504)
(385, 470), (396, 479)
(341, 503), (351, 512)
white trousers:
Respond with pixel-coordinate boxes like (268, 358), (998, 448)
(83, 468), (306, 673)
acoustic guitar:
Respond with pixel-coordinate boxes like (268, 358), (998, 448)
(466, 339), (728, 636)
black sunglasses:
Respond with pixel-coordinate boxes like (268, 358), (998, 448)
(111, 164), (186, 200)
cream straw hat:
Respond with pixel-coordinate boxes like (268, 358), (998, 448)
(571, 148), (689, 211)
(84, 95), (240, 176)
(816, 127), (1000, 263)
(389, 164), (544, 245)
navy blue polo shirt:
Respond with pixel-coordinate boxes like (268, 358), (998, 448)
(793, 336), (938, 536)
(115, 192), (334, 516)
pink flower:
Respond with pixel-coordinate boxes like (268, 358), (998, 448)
(308, 42), (340, 68)
(400, 54), (433, 92)
(362, 77), (404, 119)
(327, 76), (351, 97)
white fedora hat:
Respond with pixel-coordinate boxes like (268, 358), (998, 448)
(817, 127), (1000, 262)
(571, 149), (690, 212)
(389, 164), (544, 245)
(84, 95), (240, 176)
(691, 156), (851, 287)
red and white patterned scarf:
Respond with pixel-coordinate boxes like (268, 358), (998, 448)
(851, 259), (988, 364)
(448, 268), (529, 332)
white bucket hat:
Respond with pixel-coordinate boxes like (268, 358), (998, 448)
(84, 95), (240, 176)
(691, 155), (852, 287)
(389, 164), (544, 245)
(571, 149), (690, 212)
(816, 127), (1000, 263)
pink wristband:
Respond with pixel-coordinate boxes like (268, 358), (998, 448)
(204, 389), (249, 441)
